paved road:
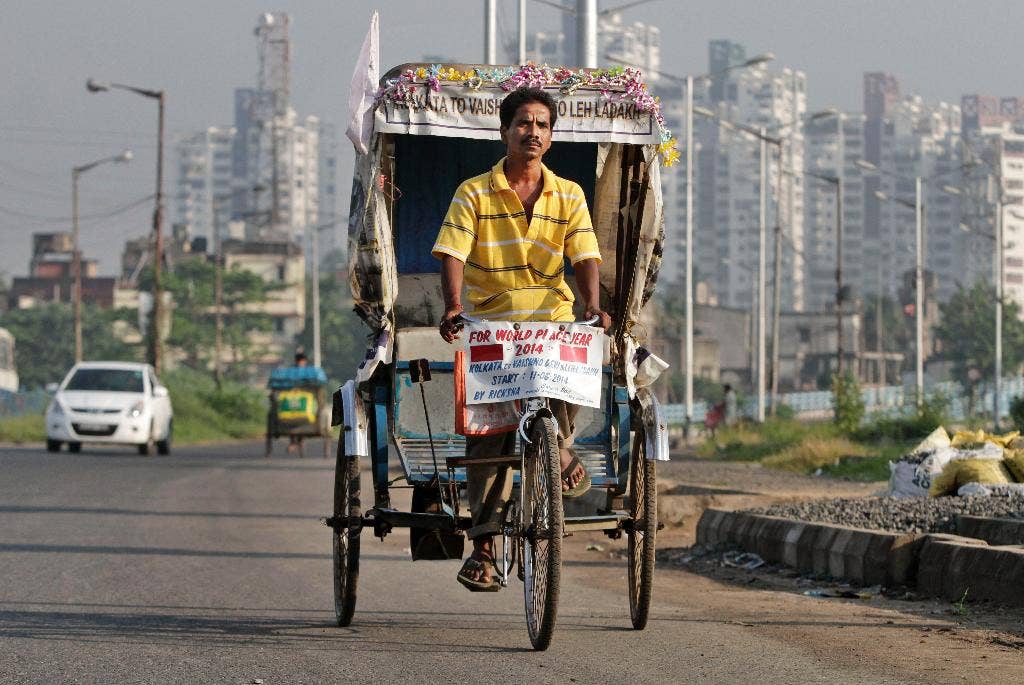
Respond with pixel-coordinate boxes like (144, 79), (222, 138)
(1, 442), (1019, 684)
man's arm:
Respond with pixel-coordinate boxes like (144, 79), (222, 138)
(439, 254), (465, 343)
(573, 258), (611, 331)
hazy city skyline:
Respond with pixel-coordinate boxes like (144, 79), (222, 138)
(3, 0), (1024, 278)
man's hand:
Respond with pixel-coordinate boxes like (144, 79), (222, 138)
(585, 307), (612, 332)
(439, 305), (464, 343)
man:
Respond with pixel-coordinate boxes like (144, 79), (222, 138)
(432, 87), (611, 591)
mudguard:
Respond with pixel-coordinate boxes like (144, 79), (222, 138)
(334, 380), (370, 457)
(634, 387), (669, 462)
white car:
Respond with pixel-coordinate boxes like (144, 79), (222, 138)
(45, 362), (173, 455)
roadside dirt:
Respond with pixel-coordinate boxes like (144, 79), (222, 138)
(558, 453), (1024, 682)
(654, 453), (881, 538)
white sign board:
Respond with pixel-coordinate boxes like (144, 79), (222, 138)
(375, 85), (660, 144)
(463, 321), (604, 408)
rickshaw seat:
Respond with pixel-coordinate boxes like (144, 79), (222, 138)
(394, 327), (464, 363)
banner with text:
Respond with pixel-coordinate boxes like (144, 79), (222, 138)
(375, 85), (659, 144)
(463, 321), (604, 408)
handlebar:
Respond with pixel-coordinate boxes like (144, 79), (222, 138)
(454, 313), (600, 326)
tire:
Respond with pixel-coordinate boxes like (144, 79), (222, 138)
(627, 420), (657, 630)
(138, 423), (155, 456)
(157, 420), (172, 456)
(521, 414), (563, 651)
(264, 412), (274, 458)
(332, 432), (361, 627)
(68, 442), (81, 454)
(46, 439), (61, 453)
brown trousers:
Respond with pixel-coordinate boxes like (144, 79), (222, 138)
(464, 399), (578, 540)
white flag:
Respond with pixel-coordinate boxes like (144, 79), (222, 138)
(346, 11), (379, 155)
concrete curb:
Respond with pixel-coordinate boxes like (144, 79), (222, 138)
(695, 509), (1024, 606)
(956, 515), (1024, 546)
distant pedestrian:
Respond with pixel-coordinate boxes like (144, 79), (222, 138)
(723, 384), (737, 427)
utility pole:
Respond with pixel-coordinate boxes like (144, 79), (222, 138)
(770, 139), (784, 414)
(311, 223), (322, 368)
(577, 0), (597, 68)
(484, 0), (497, 63)
(213, 199), (225, 389)
(518, 0), (527, 64)
(152, 91), (166, 374)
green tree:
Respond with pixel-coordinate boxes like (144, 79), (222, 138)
(1, 303), (140, 389)
(934, 282), (1024, 413)
(294, 268), (371, 384)
(140, 259), (278, 376)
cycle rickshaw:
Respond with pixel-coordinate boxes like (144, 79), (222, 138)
(265, 365), (332, 458)
(329, 62), (671, 650)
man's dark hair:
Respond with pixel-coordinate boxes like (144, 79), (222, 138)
(499, 87), (558, 130)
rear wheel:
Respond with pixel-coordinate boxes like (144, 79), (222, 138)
(627, 420), (657, 630)
(333, 433), (361, 626)
(521, 414), (563, 651)
(68, 442), (81, 454)
(46, 439), (61, 453)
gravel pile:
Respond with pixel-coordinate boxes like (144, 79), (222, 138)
(749, 493), (1024, 534)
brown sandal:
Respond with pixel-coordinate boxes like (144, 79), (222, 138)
(561, 453), (592, 498)
(456, 557), (501, 592)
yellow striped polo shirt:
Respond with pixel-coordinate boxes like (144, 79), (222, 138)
(431, 158), (601, 322)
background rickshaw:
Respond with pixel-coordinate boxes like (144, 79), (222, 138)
(330, 62), (671, 650)
(265, 365), (332, 458)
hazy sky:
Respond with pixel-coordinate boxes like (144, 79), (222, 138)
(3, 0), (1023, 279)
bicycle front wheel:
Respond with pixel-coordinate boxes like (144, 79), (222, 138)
(627, 418), (657, 630)
(520, 414), (563, 651)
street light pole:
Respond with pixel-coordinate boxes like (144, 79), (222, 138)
(71, 150), (132, 363)
(915, 176), (925, 405)
(72, 169), (81, 362)
(684, 74), (694, 434)
(87, 79), (166, 373)
(153, 90), (166, 374)
(994, 173), (1004, 431)
(757, 129), (767, 422)
(835, 116), (845, 377)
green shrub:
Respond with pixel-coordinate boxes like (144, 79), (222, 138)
(855, 392), (950, 443)
(0, 414), (45, 443)
(162, 368), (266, 443)
(831, 371), (865, 434)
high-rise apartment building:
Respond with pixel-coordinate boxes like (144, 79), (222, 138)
(961, 96), (1024, 312)
(171, 127), (236, 244)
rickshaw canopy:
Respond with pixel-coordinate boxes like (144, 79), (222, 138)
(268, 366), (329, 389)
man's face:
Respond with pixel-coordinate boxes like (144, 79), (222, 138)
(501, 102), (553, 162)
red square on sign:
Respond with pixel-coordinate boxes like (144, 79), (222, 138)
(470, 343), (504, 363)
(559, 345), (588, 363)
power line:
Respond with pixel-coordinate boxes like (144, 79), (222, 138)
(0, 194), (154, 225)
